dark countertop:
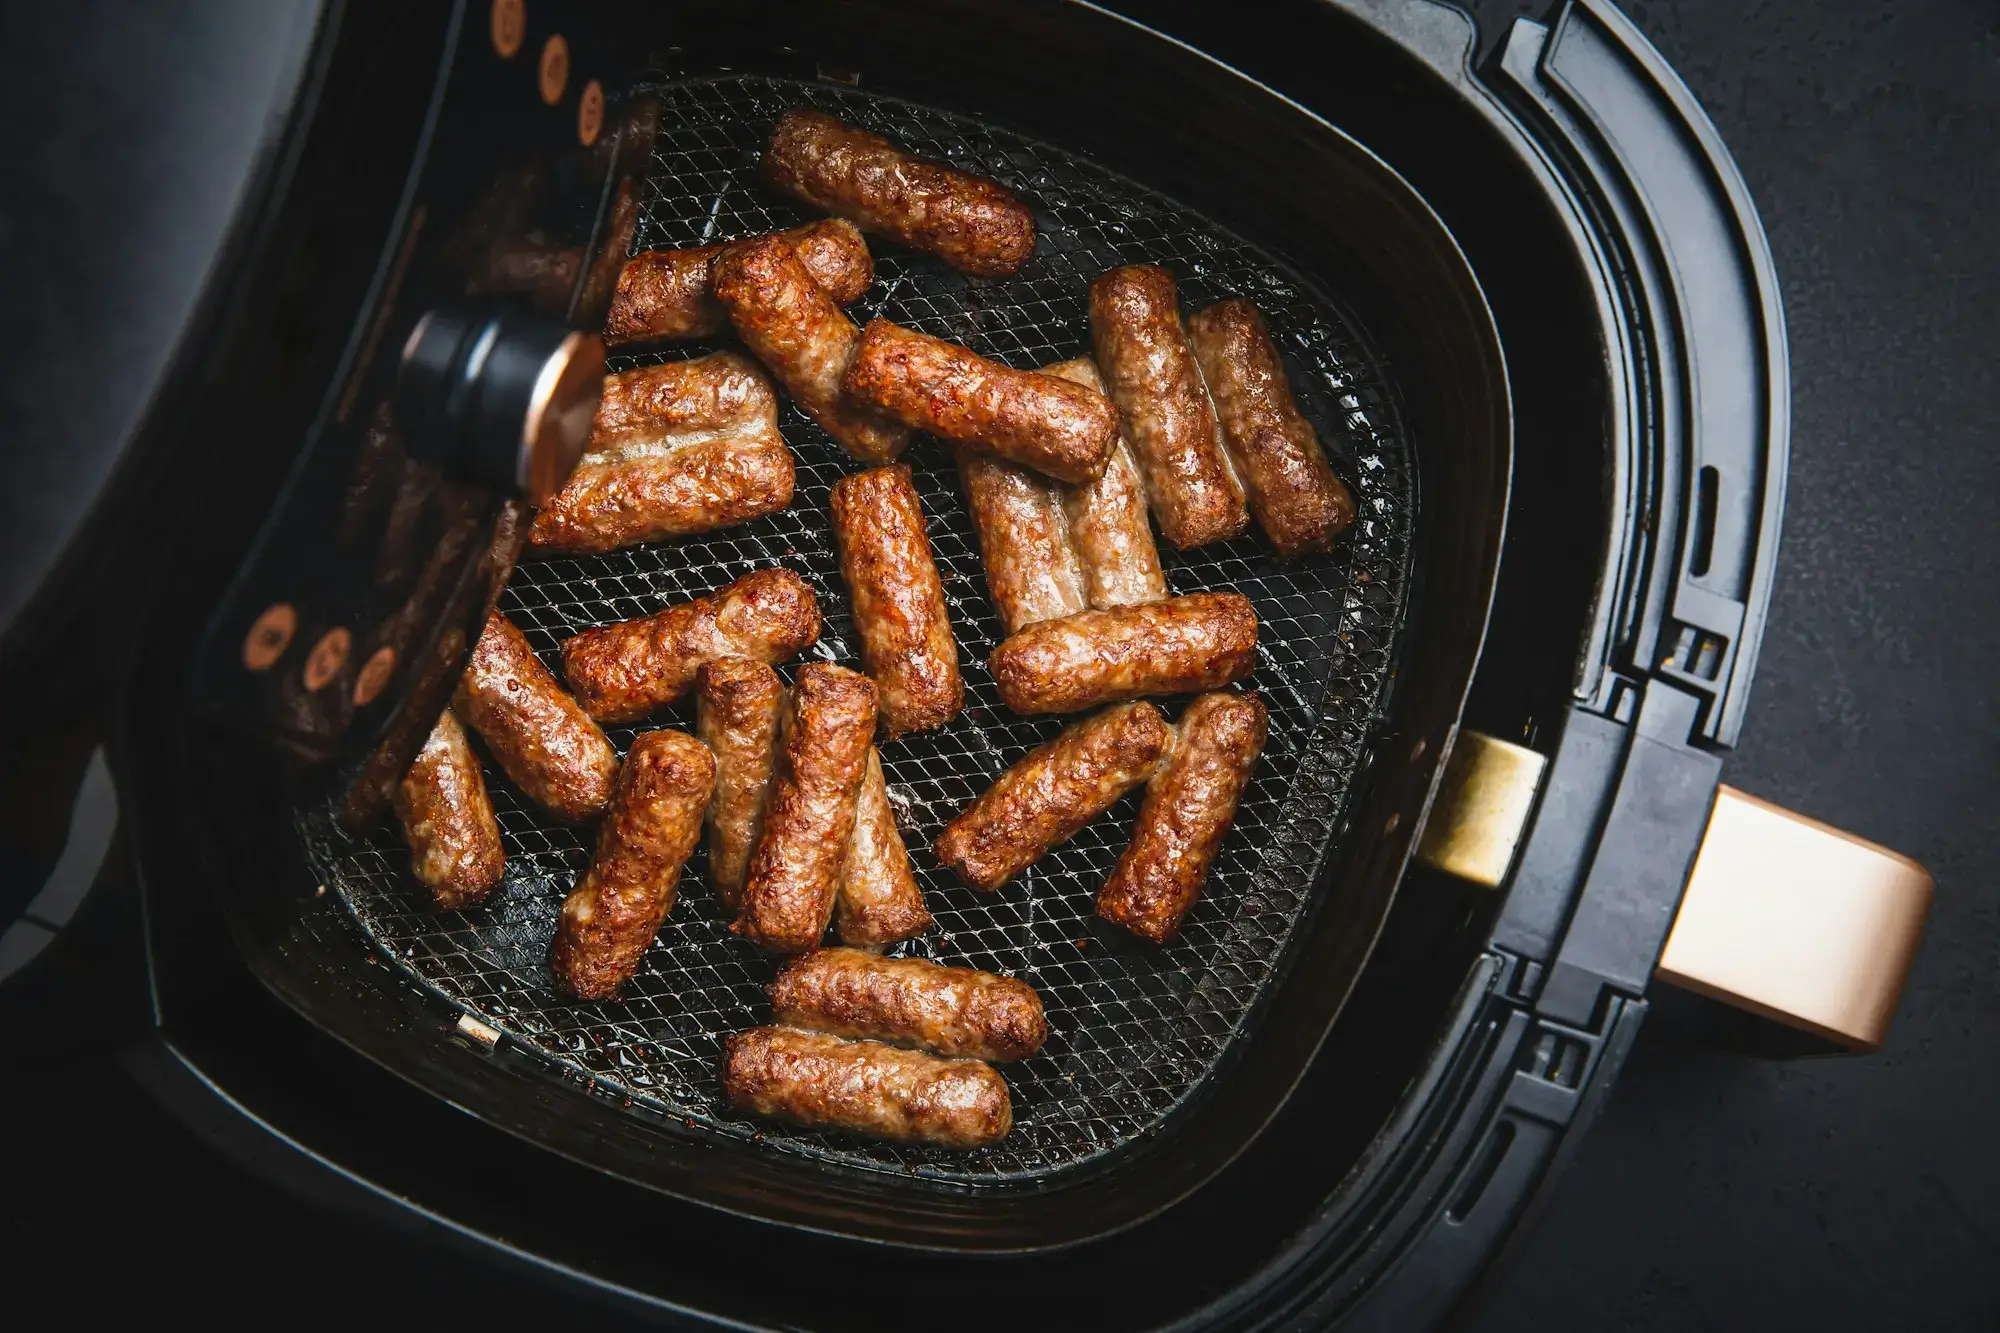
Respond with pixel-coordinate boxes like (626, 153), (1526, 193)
(4, 3), (1995, 1329)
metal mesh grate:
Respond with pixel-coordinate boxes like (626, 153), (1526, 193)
(299, 75), (1416, 1187)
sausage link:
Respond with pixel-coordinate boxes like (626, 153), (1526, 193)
(560, 568), (821, 724)
(393, 708), (504, 909)
(1088, 265), (1247, 549)
(935, 701), (1173, 891)
(842, 321), (1117, 484)
(770, 948), (1047, 1061)
(710, 235), (909, 464)
(987, 592), (1257, 717)
(764, 108), (1035, 278)
(1186, 299), (1356, 558)
(956, 446), (1087, 635)
(722, 1027), (1012, 1149)
(733, 663), (878, 954)
(835, 749), (932, 948)
(1098, 691), (1267, 944)
(1043, 357), (1169, 610)
(603, 218), (873, 345)
(829, 464), (963, 738)
(695, 657), (785, 917)
(550, 729), (717, 999)
(453, 611), (619, 820)
(530, 354), (795, 555)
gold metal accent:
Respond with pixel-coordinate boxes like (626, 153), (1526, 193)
(352, 646), (397, 707)
(1657, 786), (1932, 1052)
(1415, 730), (1547, 889)
(538, 33), (569, 105)
(519, 330), (606, 505)
(303, 627), (351, 692)
(577, 79), (604, 146)
(490, 0), (525, 59)
(242, 603), (297, 671)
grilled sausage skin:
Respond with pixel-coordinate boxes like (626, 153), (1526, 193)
(1098, 691), (1267, 944)
(561, 568), (821, 723)
(722, 1026), (1012, 1148)
(549, 729), (716, 999)
(835, 749), (932, 947)
(454, 611), (619, 821)
(770, 948), (1048, 1061)
(394, 707), (505, 909)
(695, 656), (785, 917)
(956, 446), (1088, 635)
(829, 464), (963, 738)
(764, 108), (1035, 278)
(603, 218), (872, 345)
(987, 592), (1258, 717)
(1043, 357), (1169, 610)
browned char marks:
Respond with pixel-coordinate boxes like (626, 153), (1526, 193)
(1043, 357), (1169, 610)
(986, 592), (1258, 717)
(829, 464), (963, 738)
(935, 701), (1174, 891)
(1098, 691), (1267, 944)
(771, 948), (1048, 1062)
(695, 657), (785, 917)
(549, 729), (716, 999)
(722, 1026), (1012, 1148)
(765, 108), (1035, 278)
(603, 218), (872, 345)
(956, 446), (1088, 636)
(560, 568), (821, 723)
(835, 749), (932, 947)
(393, 708), (504, 909)
(453, 611), (619, 821)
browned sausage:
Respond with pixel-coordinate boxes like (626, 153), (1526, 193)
(956, 446), (1087, 635)
(1089, 265), (1248, 549)
(710, 235), (909, 464)
(934, 701), (1174, 891)
(1186, 299), (1356, 558)
(549, 729), (716, 999)
(560, 568), (821, 723)
(694, 656), (784, 917)
(602, 218), (873, 345)
(1041, 357), (1169, 610)
(733, 663), (878, 954)
(987, 592), (1257, 717)
(764, 108), (1035, 278)
(770, 948), (1047, 1061)
(393, 708), (504, 909)
(835, 749), (931, 948)
(453, 611), (619, 820)
(722, 1026), (1012, 1148)
(1098, 691), (1267, 944)
(529, 354), (795, 555)
(829, 464), (963, 738)
(842, 320), (1117, 484)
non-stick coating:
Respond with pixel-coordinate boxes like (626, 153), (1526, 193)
(301, 74), (1415, 1188)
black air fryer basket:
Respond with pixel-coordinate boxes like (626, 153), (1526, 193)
(86, 1), (1923, 1328)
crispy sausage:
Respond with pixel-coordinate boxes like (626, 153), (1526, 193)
(695, 657), (785, 917)
(1186, 299), (1355, 558)
(956, 446), (1087, 635)
(935, 702), (1173, 891)
(733, 663), (878, 954)
(764, 108), (1035, 278)
(393, 708), (504, 909)
(1089, 265), (1248, 549)
(987, 592), (1257, 717)
(710, 235), (909, 464)
(1042, 357), (1169, 610)
(829, 464), (963, 738)
(842, 320), (1117, 484)
(1099, 691), (1266, 944)
(453, 611), (619, 820)
(835, 749), (932, 948)
(770, 948), (1046, 1061)
(560, 568), (821, 723)
(529, 354), (795, 555)
(722, 1026), (1012, 1149)
(550, 729), (716, 999)
(603, 218), (873, 345)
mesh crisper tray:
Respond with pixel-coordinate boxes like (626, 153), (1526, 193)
(301, 75), (1415, 1187)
